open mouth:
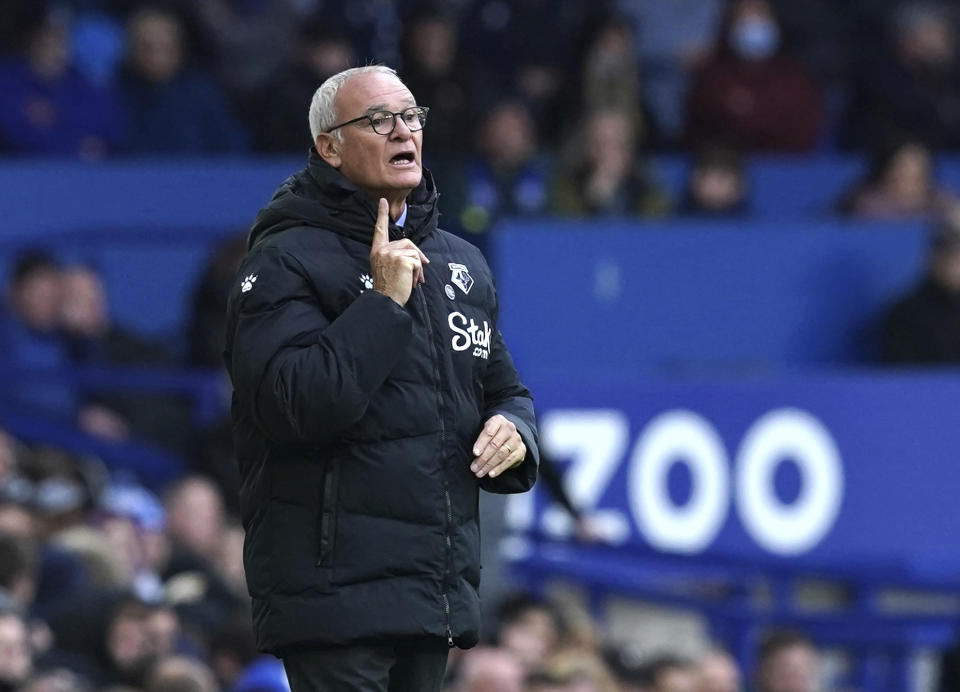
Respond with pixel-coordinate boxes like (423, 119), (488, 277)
(389, 152), (416, 166)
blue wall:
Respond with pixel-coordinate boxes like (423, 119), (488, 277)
(494, 220), (928, 374)
(0, 156), (938, 359)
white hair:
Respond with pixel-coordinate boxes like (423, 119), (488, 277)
(308, 65), (401, 143)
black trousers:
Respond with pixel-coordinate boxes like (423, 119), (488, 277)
(282, 637), (450, 692)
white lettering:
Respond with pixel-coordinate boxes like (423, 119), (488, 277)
(735, 408), (844, 555)
(448, 311), (492, 358)
(628, 410), (730, 554)
(448, 312), (471, 351)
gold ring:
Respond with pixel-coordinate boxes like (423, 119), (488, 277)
(503, 444), (512, 453)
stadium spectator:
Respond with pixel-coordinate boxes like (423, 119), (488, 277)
(881, 213), (960, 363)
(842, 2), (960, 150)
(0, 532), (39, 613)
(686, 0), (823, 152)
(0, 608), (33, 691)
(187, 235), (246, 368)
(162, 476), (241, 637)
(191, 0), (319, 102)
(399, 7), (488, 158)
(679, 145), (750, 217)
(118, 7), (248, 154)
(530, 650), (619, 692)
(494, 594), (563, 674)
(615, 0), (725, 145)
(0, 252), (77, 424)
(572, 15), (648, 147)
(144, 654), (218, 692)
(645, 655), (698, 692)
(551, 108), (669, 217)
(836, 136), (959, 219)
(753, 629), (820, 692)
(254, 22), (356, 153)
(59, 264), (190, 449)
(455, 101), (551, 249)
(694, 647), (741, 692)
(0, 5), (124, 158)
(454, 647), (525, 692)
(458, 0), (594, 145)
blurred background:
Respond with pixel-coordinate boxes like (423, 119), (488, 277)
(0, 0), (959, 691)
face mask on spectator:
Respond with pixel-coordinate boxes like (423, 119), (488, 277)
(730, 18), (780, 61)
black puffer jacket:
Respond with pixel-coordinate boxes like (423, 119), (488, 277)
(224, 151), (539, 654)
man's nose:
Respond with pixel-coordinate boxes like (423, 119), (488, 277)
(390, 116), (413, 140)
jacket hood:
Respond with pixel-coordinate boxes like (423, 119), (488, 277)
(247, 148), (439, 249)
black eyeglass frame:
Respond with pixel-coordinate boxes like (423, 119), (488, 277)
(325, 106), (430, 135)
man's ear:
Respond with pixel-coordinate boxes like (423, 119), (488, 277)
(315, 134), (342, 168)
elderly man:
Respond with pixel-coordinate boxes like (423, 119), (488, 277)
(224, 65), (539, 691)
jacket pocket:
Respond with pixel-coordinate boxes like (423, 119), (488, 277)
(317, 458), (340, 566)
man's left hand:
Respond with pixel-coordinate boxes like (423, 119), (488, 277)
(470, 414), (525, 478)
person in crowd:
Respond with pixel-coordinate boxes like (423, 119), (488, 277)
(603, 645), (651, 692)
(529, 650), (619, 692)
(570, 15), (649, 147)
(0, 252), (77, 423)
(695, 647), (741, 692)
(0, 608), (33, 691)
(551, 108), (669, 217)
(143, 654), (218, 692)
(881, 213), (960, 363)
(458, 1), (597, 147)
(0, 4), (124, 157)
(842, 2), (960, 150)
(254, 22), (356, 153)
(191, 0), (319, 104)
(0, 533), (38, 613)
(686, 0), (823, 152)
(399, 7), (489, 158)
(679, 145), (750, 217)
(615, 0), (725, 145)
(455, 101), (551, 249)
(59, 264), (188, 449)
(187, 236), (247, 368)
(753, 629), (820, 692)
(224, 64), (538, 691)
(494, 594), (563, 674)
(646, 655), (698, 692)
(836, 136), (959, 219)
(453, 647), (525, 692)
(118, 6), (247, 154)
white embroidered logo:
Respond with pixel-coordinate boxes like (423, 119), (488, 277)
(448, 263), (474, 295)
(448, 311), (490, 360)
(359, 273), (374, 291)
(241, 274), (257, 293)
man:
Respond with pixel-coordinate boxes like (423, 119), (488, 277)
(753, 629), (819, 692)
(224, 65), (539, 692)
(881, 213), (960, 363)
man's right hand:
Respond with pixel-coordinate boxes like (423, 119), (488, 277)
(370, 198), (429, 306)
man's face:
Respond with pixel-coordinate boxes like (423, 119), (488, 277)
(758, 644), (817, 692)
(326, 72), (424, 199)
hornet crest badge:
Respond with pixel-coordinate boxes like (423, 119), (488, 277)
(448, 263), (474, 295)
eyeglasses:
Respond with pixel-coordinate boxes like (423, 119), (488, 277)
(325, 106), (430, 136)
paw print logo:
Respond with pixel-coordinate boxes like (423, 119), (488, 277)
(359, 273), (374, 291)
(241, 274), (257, 293)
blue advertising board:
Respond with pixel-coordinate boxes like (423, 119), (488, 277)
(508, 373), (960, 579)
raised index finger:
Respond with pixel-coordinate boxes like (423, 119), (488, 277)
(371, 198), (389, 253)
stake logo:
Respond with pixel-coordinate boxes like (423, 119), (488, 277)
(448, 311), (490, 359)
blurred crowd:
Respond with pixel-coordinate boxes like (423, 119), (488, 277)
(0, 411), (829, 692)
(3, 0), (960, 240)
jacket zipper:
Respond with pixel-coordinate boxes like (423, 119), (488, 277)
(416, 281), (454, 647)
